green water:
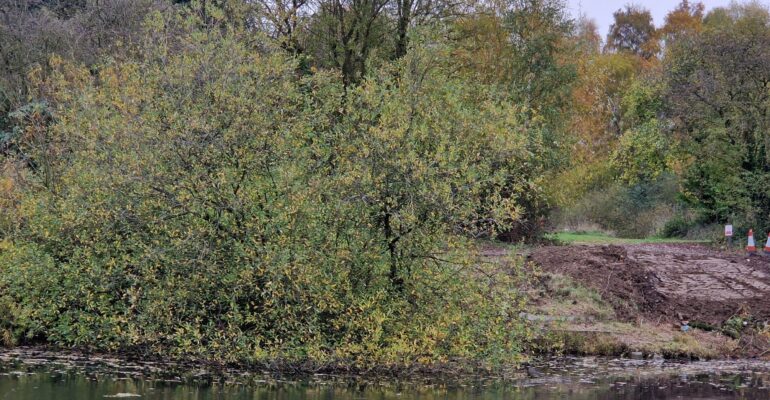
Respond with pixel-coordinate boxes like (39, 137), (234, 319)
(1, 355), (769, 399)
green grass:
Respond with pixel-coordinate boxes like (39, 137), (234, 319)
(547, 231), (710, 245)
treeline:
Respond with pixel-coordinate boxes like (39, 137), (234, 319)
(554, 0), (770, 238)
(1, 0), (768, 366)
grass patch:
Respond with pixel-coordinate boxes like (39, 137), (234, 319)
(534, 273), (614, 322)
(547, 322), (733, 359)
(527, 271), (735, 359)
(547, 231), (711, 245)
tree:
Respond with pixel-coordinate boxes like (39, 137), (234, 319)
(0, 0), (163, 134)
(304, 0), (391, 86)
(548, 21), (644, 207)
(505, 0), (576, 117)
(450, 0), (576, 240)
(665, 1), (770, 229)
(660, 0), (704, 46)
(254, 0), (310, 54)
(574, 16), (601, 54)
(612, 121), (670, 185)
(392, 0), (463, 58)
(606, 4), (658, 59)
(299, 0), (465, 85)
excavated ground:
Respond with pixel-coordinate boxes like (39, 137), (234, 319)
(528, 244), (770, 327)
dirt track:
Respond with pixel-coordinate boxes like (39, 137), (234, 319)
(528, 244), (770, 326)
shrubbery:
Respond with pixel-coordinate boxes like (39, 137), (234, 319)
(0, 15), (539, 367)
(554, 175), (680, 238)
(660, 215), (691, 238)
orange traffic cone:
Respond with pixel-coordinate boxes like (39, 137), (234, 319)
(747, 229), (757, 252)
(764, 233), (770, 252)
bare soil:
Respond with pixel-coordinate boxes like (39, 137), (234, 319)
(528, 244), (770, 326)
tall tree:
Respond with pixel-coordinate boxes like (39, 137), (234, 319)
(304, 0), (390, 86)
(255, 0), (310, 54)
(665, 1), (770, 228)
(392, 0), (462, 57)
(660, 0), (704, 45)
(505, 0), (575, 116)
(606, 4), (658, 59)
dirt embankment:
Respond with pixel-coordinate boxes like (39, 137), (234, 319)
(528, 243), (770, 358)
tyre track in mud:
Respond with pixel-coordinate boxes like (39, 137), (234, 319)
(528, 244), (770, 326)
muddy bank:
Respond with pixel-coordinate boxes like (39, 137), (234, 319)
(528, 244), (770, 357)
(529, 244), (770, 325)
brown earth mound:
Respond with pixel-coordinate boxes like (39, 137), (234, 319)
(528, 244), (770, 326)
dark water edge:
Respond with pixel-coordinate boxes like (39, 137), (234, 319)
(1, 349), (769, 399)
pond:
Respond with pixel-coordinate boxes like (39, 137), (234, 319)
(1, 350), (768, 399)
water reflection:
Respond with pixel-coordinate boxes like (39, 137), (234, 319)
(0, 356), (768, 399)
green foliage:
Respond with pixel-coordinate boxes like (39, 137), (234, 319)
(505, 0), (577, 123)
(621, 76), (664, 126)
(0, 18), (535, 367)
(665, 2), (770, 232)
(0, 0), (162, 133)
(556, 175), (680, 238)
(612, 120), (671, 185)
(304, 0), (393, 86)
(606, 4), (658, 59)
(0, 285), (20, 346)
(661, 215), (691, 238)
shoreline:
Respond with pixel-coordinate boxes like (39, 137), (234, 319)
(2, 346), (769, 386)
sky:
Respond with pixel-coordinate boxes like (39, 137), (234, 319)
(565, 0), (739, 40)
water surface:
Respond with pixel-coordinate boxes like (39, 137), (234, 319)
(1, 352), (768, 399)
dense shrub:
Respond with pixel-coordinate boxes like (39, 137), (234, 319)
(660, 215), (691, 238)
(0, 18), (536, 367)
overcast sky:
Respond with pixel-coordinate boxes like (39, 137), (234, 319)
(565, 0), (741, 40)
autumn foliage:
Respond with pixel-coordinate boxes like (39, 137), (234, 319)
(1, 0), (770, 367)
